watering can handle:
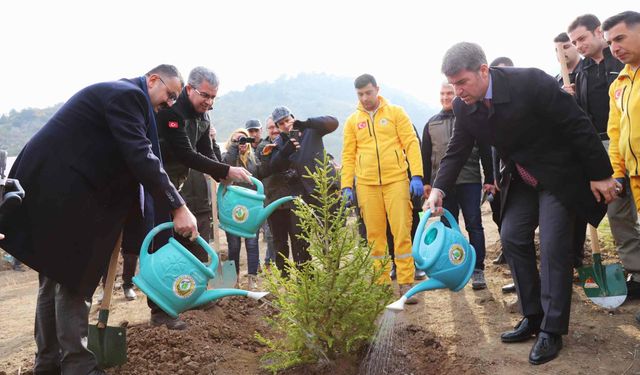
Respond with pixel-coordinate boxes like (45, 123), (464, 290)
(139, 222), (220, 278)
(419, 209), (462, 233)
(250, 176), (264, 195)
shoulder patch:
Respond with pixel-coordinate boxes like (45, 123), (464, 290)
(614, 88), (622, 100)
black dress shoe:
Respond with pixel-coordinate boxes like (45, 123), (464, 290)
(501, 316), (540, 343)
(501, 283), (516, 293)
(529, 331), (562, 365)
(627, 279), (640, 299)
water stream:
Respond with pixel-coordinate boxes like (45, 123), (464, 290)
(359, 309), (403, 375)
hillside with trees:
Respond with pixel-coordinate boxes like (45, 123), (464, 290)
(0, 74), (436, 159)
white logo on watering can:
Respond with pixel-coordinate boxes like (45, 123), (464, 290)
(448, 244), (465, 265)
(173, 275), (196, 298)
(232, 205), (249, 223)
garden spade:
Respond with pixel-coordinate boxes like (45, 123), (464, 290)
(577, 225), (627, 309)
(88, 233), (127, 368)
(210, 260), (238, 289)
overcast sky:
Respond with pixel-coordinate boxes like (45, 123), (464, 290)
(0, 0), (634, 115)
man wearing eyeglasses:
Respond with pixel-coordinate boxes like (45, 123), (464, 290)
(153, 66), (252, 329)
(0, 65), (198, 375)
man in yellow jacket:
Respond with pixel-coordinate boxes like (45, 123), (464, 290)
(604, 11), (640, 300)
(341, 74), (424, 303)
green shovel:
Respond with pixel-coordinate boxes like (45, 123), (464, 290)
(577, 225), (627, 309)
(88, 233), (127, 368)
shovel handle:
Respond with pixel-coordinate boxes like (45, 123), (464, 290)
(98, 231), (123, 328)
(588, 225), (601, 256)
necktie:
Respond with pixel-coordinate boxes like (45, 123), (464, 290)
(516, 163), (538, 187)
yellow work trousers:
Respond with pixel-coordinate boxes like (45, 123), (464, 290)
(356, 179), (415, 285)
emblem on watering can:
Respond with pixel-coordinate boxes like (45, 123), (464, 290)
(173, 275), (196, 298)
(449, 244), (465, 265)
(232, 205), (249, 223)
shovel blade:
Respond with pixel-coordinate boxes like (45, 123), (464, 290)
(210, 260), (238, 289)
(88, 325), (127, 368)
(578, 262), (627, 308)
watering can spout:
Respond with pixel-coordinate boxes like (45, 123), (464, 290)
(194, 288), (270, 307)
(385, 278), (447, 311)
(259, 196), (296, 223)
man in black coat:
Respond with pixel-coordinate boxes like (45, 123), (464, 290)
(0, 65), (198, 375)
(425, 42), (620, 365)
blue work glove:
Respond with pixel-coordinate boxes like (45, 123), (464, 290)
(341, 187), (354, 206)
(615, 177), (626, 197)
(410, 176), (424, 198)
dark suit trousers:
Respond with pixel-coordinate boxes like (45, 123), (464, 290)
(501, 179), (574, 335)
(35, 275), (97, 374)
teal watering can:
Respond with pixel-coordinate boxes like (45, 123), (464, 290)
(133, 222), (268, 318)
(218, 176), (295, 238)
(387, 208), (476, 311)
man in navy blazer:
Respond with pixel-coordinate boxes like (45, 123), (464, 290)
(0, 65), (200, 375)
(425, 42), (620, 365)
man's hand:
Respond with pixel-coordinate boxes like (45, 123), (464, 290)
(224, 166), (253, 185)
(562, 83), (576, 96)
(483, 184), (497, 195)
(289, 138), (300, 150)
(0, 233), (4, 240)
(590, 177), (622, 204)
(172, 205), (198, 242)
(423, 188), (444, 215)
(423, 184), (432, 198)
(341, 187), (353, 207)
(410, 176), (424, 198)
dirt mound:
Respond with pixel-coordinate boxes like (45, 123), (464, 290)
(112, 297), (274, 375)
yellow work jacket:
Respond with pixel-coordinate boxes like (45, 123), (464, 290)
(341, 96), (423, 187)
(608, 65), (640, 179)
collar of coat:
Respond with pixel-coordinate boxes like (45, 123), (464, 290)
(173, 88), (208, 121)
(357, 95), (389, 113)
(460, 67), (512, 116)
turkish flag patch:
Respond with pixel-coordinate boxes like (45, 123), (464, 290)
(357, 121), (366, 130)
(614, 89), (622, 100)
(168, 121), (179, 129)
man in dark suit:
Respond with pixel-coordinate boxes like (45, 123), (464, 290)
(425, 42), (620, 365)
(0, 65), (200, 375)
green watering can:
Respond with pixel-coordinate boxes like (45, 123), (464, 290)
(133, 222), (268, 318)
(218, 176), (295, 238)
(387, 208), (476, 311)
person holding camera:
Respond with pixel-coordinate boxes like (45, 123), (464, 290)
(255, 116), (282, 270)
(268, 106), (339, 274)
(223, 128), (263, 289)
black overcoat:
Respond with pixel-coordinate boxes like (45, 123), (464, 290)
(434, 67), (613, 226)
(0, 78), (184, 297)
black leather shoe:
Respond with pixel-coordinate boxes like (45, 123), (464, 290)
(501, 283), (516, 293)
(627, 279), (640, 299)
(501, 316), (540, 343)
(529, 331), (562, 365)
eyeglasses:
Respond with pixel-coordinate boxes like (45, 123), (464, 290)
(157, 76), (178, 104)
(192, 86), (216, 102)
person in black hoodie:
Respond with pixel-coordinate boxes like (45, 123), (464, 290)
(268, 106), (338, 275)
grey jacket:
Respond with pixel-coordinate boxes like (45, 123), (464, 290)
(421, 110), (492, 186)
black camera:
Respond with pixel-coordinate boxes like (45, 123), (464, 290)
(288, 129), (300, 140)
(237, 136), (254, 145)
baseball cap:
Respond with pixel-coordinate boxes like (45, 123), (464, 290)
(245, 119), (262, 130)
(271, 106), (293, 124)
